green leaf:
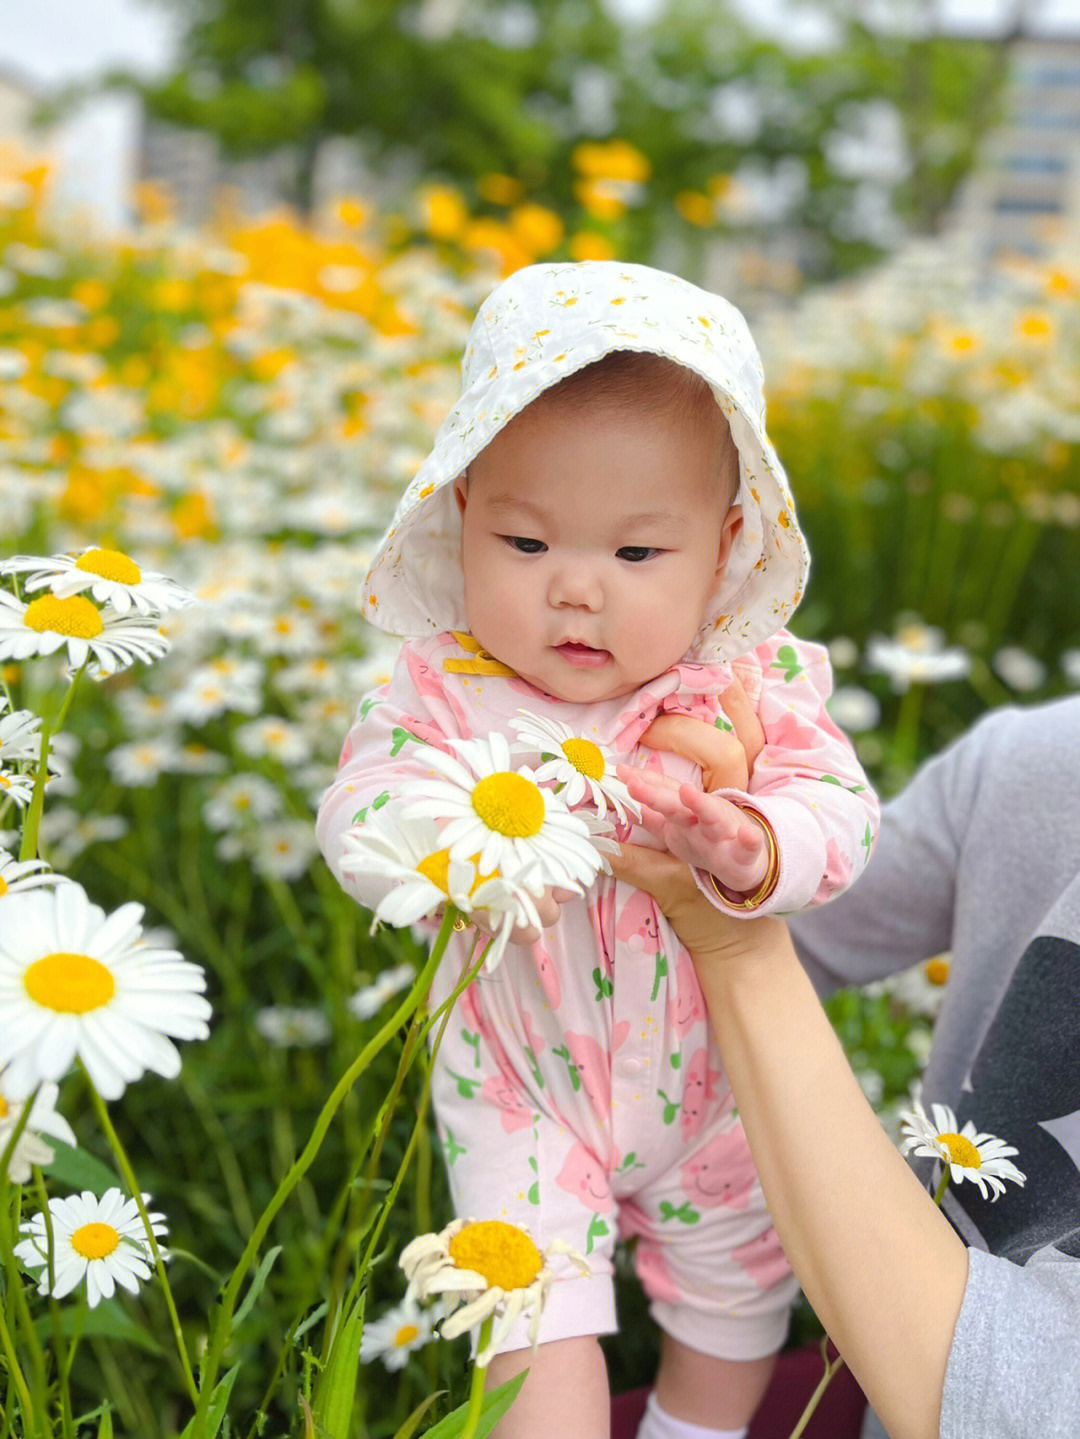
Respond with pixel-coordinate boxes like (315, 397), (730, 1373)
(311, 1291), (365, 1436)
(98, 1410), (114, 1439)
(233, 1244), (282, 1327)
(390, 1390), (446, 1439)
(37, 1301), (164, 1355)
(179, 1363), (241, 1439)
(420, 1371), (528, 1439)
(40, 1138), (120, 1195)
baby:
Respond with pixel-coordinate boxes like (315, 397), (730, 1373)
(317, 262), (879, 1439)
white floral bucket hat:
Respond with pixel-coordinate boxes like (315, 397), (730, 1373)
(361, 260), (809, 663)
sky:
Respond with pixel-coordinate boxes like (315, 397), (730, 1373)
(2, 0), (1079, 228)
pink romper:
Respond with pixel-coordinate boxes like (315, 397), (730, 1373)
(317, 628), (879, 1360)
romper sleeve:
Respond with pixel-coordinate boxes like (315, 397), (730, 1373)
(315, 635), (467, 919)
(690, 632), (881, 918)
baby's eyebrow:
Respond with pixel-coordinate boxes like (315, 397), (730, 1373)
(483, 495), (686, 529)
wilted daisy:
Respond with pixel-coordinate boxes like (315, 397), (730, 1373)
(397, 732), (609, 890)
(898, 1099), (1026, 1202)
(0, 849), (69, 899)
(0, 1076), (77, 1183)
(15, 1188), (168, 1308)
(508, 711), (640, 825)
(339, 807), (554, 970)
(348, 962), (417, 1021)
(0, 590), (170, 678)
(0, 883), (212, 1101)
(0, 548), (196, 616)
(399, 1217), (589, 1367)
(359, 1295), (440, 1370)
(866, 623), (970, 692)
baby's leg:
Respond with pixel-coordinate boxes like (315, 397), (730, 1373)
(485, 1335), (609, 1439)
(649, 1333), (775, 1431)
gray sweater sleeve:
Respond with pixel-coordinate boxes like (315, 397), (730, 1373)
(940, 1246), (1080, 1438)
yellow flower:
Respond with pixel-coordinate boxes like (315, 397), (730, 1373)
(571, 139), (651, 183)
(674, 190), (715, 227)
(568, 231), (616, 262)
(508, 204), (565, 257)
(477, 173), (525, 206)
(400, 1218), (588, 1366)
(420, 185), (469, 241)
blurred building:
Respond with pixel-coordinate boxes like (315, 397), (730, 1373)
(948, 32), (1080, 266)
(0, 63), (61, 163)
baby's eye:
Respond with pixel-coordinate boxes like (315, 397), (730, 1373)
(503, 536), (546, 554)
(617, 547), (659, 562)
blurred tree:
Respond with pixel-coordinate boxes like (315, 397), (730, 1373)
(123, 0), (1007, 279)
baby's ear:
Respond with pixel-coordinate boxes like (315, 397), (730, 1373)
(453, 473), (468, 516)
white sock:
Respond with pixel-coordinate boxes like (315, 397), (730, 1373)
(633, 1390), (748, 1439)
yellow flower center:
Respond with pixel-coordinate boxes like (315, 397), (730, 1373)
(74, 548), (142, 584)
(393, 1323), (420, 1348)
(0, 876), (7, 897)
(924, 957), (950, 986)
(561, 738), (605, 780)
(70, 1221), (121, 1260)
(448, 1220), (544, 1291)
(0, 1094), (9, 1119)
(470, 773), (545, 838)
(23, 595), (104, 639)
(23, 952), (116, 1013)
(416, 848), (499, 897)
(938, 1132), (981, 1168)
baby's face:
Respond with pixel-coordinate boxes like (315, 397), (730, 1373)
(453, 398), (741, 703)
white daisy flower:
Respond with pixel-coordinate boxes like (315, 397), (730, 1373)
(869, 953), (950, 1020)
(0, 549), (196, 617)
(360, 1295), (440, 1370)
(36, 809), (129, 867)
(0, 883), (212, 1101)
(0, 698), (43, 765)
(0, 1076), (77, 1183)
(826, 685), (881, 733)
(0, 591), (170, 678)
(235, 716), (308, 766)
(167, 660), (263, 723)
(396, 732), (609, 892)
(251, 820), (320, 881)
(347, 962), (417, 1021)
(339, 807), (552, 971)
(992, 646), (1046, 693)
(14, 1188), (168, 1308)
(106, 737), (184, 788)
(866, 623), (970, 692)
(399, 1217), (589, 1368)
(508, 711), (641, 826)
(0, 849), (69, 899)
(898, 1099), (1026, 1202)
(254, 1005), (331, 1047)
(202, 773), (282, 832)
(0, 767), (35, 809)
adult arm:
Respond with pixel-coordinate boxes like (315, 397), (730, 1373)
(609, 839), (968, 1439)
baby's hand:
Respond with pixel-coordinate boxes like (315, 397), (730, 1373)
(614, 763), (768, 899)
(469, 885), (579, 948)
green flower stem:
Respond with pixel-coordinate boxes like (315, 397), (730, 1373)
(891, 682), (924, 777)
(18, 661), (86, 862)
(460, 1318), (494, 1439)
(933, 1167), (951, 1207)
(84, 1076), (199, 1405)
(788, 1339), (846, 1439)
(0, 1302), (36, 1437)
(0, 1154), (49, 1426)
(190, 905), (459, 1437)
(32, 1168), (75, 1439)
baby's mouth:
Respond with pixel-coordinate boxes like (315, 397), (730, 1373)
(554, 642), (611, 666)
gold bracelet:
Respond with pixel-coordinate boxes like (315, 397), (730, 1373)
(705, 806), (779, 911)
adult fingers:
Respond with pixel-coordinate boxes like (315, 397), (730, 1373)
(717, 677), (765, 775)
(636, 713), (749, 793)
